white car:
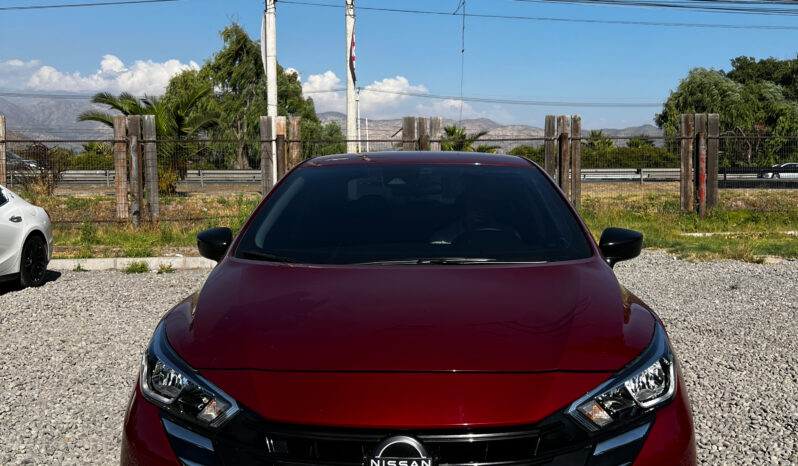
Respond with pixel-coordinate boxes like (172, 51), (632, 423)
(759, 162), (798, 179)
(0, 184), (53, 288)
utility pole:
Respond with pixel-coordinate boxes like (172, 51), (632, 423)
(356, 87), (361, 152)
(263, 0), (278, 184)
(365, 118), (369, 152)
(345, 0), (357, 153)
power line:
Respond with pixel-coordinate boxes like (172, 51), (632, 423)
(277, 1), (798, 30)
(305, 86), (663, 107)
(362, 88), (662, 107)
(0, 0), (180, 11)
(514, 0), (798, 16)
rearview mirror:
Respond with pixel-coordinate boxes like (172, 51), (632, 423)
(599, 228), (643, 267)
(197, 227), (233, 262)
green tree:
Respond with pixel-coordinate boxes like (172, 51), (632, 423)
(656, 66), (798, 166)
(441, 125), (489, 152)
(71, 142), (114, 170)
(508, 144), (545, 165)
(586, 130), (614, 151)
(627, 136), (654, 149)
(78, 87), (219, 193)
(726, 55), (798, 101)
(77, 88), (218, 140)
(164, 22), (343, 165)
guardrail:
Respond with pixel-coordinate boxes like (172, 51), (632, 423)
(41, 168), (798, 185)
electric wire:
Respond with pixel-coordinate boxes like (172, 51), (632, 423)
(514, 0), (798, 16)
(277, 1), (798, 30)
(0, 0), (180, 11)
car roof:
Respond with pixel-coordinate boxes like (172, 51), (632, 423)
(302, 151), (532, 168)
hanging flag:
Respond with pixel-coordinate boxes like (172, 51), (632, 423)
(350, 31), (357, 84)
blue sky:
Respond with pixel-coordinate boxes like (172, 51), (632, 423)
(1, 0), (797, 128)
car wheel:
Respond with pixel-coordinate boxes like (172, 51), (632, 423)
(19, 235), (48, 288)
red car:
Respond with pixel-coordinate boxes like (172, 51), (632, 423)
(122, 152), (695, 465)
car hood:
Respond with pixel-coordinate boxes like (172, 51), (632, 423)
(165, 256), (654, 373)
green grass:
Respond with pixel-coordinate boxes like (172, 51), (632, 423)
(123, 261), (149, 274)
(580, 194), (798, 262)
(40, 191), (798, 262)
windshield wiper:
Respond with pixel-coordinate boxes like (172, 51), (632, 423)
(240, 250), (298, 263)
(354, 257), (498, 265)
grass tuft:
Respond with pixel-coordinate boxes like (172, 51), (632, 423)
(124, 261), (149, 274)
(157, 264), (176, 274)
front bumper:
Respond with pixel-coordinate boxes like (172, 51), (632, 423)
(121, 373), (695, 466)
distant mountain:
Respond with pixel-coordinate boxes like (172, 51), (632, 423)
(318, 112), (662, 151)
(0, 95), (112, 141)
(0, 98), (661, 149)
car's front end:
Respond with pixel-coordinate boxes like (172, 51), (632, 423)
(123, 316), (694, 466)
(121, 152), (695, 465)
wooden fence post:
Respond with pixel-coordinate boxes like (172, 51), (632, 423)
(113, 115), (129, 219)
(707, 114), (719, 209)
(557, 115), (571, 198)
(260, 116), (275, 197)
(0, 115), (6, 186)
(697, 130), (707, 219)
(544, 115), (556, 178)
(694, 113), (707, 213)
(417, 117), (429, 150)
(429, 117), (442, 151)
(127, 116), (142, 229)
(402, 117), (417, 151)
(142, 115), (158, 221)
(571, 115), (582, 209)
(275, 116), (287, 178)
(276, 135), (286, 180)
(679, 114), (694, 212)
(288, 116), (302, 169)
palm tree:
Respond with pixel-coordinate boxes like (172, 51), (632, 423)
(441, 125), (490, 152)
(78, 87), (219, 193)
(78, 86), (218, 140)
(586, 130), (615, 151)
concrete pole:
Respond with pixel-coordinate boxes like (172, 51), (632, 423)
(356, 87), (362, 152)
(0, 115), (7, 186)
(365, 118), (369, 152)
(263, 0), (278, 184)
(345, 0), (357, 153)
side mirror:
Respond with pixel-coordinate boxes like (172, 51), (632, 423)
(599, 228), (643, 267)
(197, 227), (233, 262)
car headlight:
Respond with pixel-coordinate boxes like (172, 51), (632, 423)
(140, 321), (239, 428)
(567, 322), (676, 431)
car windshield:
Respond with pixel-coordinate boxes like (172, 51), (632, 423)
(235, 163), (593, 264)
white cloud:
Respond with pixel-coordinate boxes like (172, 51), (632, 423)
(300, 70), (431, 119)
(0, 59), (41, 89)
(414, 99), (483, 120)
(302, 70), (345, 113)
(0, 55), (199, 95)
(284, 67), (300, 81)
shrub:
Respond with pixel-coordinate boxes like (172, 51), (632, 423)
(124, 261), (149, 274)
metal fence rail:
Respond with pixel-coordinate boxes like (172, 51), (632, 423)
(2, 134), (796, 221)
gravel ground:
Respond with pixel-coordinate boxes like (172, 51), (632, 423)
(0, 251), (796, 464)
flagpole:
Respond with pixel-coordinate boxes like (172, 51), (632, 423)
(345, 0), (357, 153)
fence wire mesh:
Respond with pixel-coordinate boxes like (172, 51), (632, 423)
(2, 134), (796, 225)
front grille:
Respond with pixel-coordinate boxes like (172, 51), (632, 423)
(208, 407), (596, 465)
(162, 405), (652, 466)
